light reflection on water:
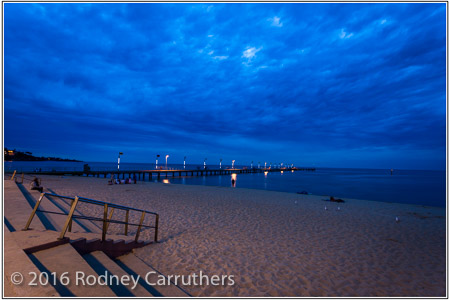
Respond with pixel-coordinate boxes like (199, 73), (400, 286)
(231, 173), (237, 187)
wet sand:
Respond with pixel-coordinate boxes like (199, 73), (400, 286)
(38, 175), (446, 297)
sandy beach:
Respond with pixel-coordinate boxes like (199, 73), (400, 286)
(27, 175), (446, 297)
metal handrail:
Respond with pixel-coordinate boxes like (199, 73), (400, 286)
(77, 195), (158, 215)
(23, 192), (159, 243)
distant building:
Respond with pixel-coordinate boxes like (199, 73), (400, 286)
(4, 149), (15, 156)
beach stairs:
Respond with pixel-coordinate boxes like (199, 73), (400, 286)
(4, 180), (190, 297)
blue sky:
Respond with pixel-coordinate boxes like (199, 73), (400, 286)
(4, 3), (446, 169)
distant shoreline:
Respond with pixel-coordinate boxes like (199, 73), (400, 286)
(4, 148), (82, 162)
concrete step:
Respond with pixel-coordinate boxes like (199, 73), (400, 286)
(117, 252), (191, 297)
(30, 243), (116, 297)
(70, 237), (150, 259)
(4, 225), (59, 297)
(83, 251), (153, 297)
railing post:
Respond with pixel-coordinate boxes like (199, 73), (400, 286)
(124, 210), (129, 236)
(23, 193), (45, 230)
(105, 208), (114, 232)
(135, 211), (146, 242)
(102, 204), (108, 242)
(68, 199), (74, 232)
(154, 214), (159, 243)
(58, 196), (80, 240)
(10, 170), (16, 181)
(21, 173), (24, 184)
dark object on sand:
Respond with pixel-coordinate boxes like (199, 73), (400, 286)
(297, 191), (308, 195)
(330, 196), (345, 203)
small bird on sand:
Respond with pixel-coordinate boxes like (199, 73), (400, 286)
(337, 206), (340, 211)
(395, 216), (399, 223)
(324, 206), (328, 210)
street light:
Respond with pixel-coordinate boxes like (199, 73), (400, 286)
(204, 158), (207, 169)
(184, 156), (187, 169)
(220, 158), (222, 169)
(118, 152), (123, 171)
(156, 154), (160, 169)
(264, 162), (267, 169)
(232, 160), (235, 169)
(251, 161), (253, 169)
(165, 155), (169, 169)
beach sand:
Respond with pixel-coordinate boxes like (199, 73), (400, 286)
(37, 175), (445, 297)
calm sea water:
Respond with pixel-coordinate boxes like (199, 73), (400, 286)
(4, 161), (446, 207)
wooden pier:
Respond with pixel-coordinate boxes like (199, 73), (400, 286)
(15, 167), (316, 181)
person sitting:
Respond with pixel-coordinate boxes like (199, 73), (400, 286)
(30, 177), (43, 193)
(108, 174), (117, 185)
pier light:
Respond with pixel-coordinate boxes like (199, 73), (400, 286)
(165, 155), (169, 169)
(220, 158), (222, 169)
(232, 160), (235, 169)
(184, 156), (186, 169)
(163, 179), (170, 184)
(204, 158), (207, 169)
(156, 154), (160, 169)
(118, 152), (123, 171)
(264, 171), (268, 176)
(281, 171), (284, 174)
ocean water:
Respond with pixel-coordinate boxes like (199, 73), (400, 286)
(166, 168), (446, 207)
(4, 161), (446, 207)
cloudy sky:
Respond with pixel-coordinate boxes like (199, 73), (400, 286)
(4, 3), (446, 169)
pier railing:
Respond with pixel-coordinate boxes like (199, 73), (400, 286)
(23, 192), (159, 243)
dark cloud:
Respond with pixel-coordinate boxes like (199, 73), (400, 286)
(4, 3), (446, 169)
